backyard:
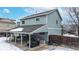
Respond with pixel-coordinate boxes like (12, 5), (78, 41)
(0, 37), (77, 51)
(0, 37), (22, 51)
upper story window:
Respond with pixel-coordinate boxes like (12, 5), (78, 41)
(36, 18), (40, 21)
(56, 20), (58, 24)
(22, 21), (25, 24)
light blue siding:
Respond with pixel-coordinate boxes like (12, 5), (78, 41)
(20, 10), (62, 35)
(20, 15), (46, 26)
(48, 29), (61, 35)
(47, 11), (61, 28)
(47, 11), (62, 35)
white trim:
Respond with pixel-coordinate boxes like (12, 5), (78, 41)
(46, 15), (48, 24)
(10, 33), (13, 43)
(6, 32), (7, 41)
(8, 31), (30, 34)
(29, 34), (31, 48)
(31, 25), (47, 34)
(48, 28), (61, 29)
(14, 33), (16, 44)
(47, 32), (49, 41)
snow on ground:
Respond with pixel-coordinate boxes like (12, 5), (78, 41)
(0, 37), (77, 51)
(0, 37), (22, 51)
(63, 33), (79, 37)
(42, 46), (76, 51)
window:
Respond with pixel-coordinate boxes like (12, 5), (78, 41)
(39, 32), (45, 35)
(36, 18), (40, 21)
(22, 21), (25, 24)
(56, 20), (58, 24)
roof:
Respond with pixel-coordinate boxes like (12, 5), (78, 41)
(0, 27), (16, 32)
(0, 18), (16, 24)
(9, 24), (44, 33)
(0, 18), (15, 21)
(20, 9), (58, 20)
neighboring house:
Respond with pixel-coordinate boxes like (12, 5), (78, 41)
(9, 9), (62, 48)
(0, 18), (16, 36)
(16, 21), (20, 26)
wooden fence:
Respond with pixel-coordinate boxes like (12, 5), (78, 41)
(49, 35), (79, 47)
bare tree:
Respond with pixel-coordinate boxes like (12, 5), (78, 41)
(64, 7), (79, 36)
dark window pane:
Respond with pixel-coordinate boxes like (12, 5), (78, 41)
(36, 18), (40, 21)
(22, 21), (25, 24)
(56, 20), (58, 24)
(39, 32), (45, 35)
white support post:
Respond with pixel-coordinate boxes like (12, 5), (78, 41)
(9, 33), (11, 43)
(46, 15), (48, 24)
(47, 32), (49, 42)
(6, 32), (7, 41)
(21, 34), (22, 47)
(10, 33), (12, 43)
(29, 34), (31, 48)
(14, 33), (16, 44)
(6, 32), (7, 37)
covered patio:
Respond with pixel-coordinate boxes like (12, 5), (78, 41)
(6, 24), (48, 50)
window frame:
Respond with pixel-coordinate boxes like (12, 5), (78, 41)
(36, 17), (40, 21)
(22, 20), (25, 24)
(56, 20), (58, 24)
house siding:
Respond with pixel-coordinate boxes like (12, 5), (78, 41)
(48, 29), (61, 35)
(20, 10), (62, 35)
(20, 15), (47, 26)
(0, 22), (16, 27)
(47, 11), (62, 35)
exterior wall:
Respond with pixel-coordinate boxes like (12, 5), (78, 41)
(0, 22), (16, 27)
(20, 10), (62, 36)
(47, 11), (62, 35)
(48, 28), (61, 35)
(20, 15), (46, 26)
(17, 22), (20, 26)
(44, 33), (48, 42)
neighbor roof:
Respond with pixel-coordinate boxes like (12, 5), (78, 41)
(0, 18), (16, 24)
(20, 9), (58, 20)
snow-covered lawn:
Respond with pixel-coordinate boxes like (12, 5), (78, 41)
(0, 37), (22, 51)
(42, 46), (76, 51)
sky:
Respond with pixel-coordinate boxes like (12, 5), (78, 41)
(0, 7), (54, 21)
(0, 7), (70, 24)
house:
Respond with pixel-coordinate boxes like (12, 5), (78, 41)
(0, 18), (16, 36)
(16, 21), (20, 26)
(9, 9), (62, 48)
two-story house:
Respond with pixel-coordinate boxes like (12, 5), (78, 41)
(9, 9), (62, 48)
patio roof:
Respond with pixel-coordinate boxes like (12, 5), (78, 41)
(7, 24), (48, 48)
(8, 24), (45, 34)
